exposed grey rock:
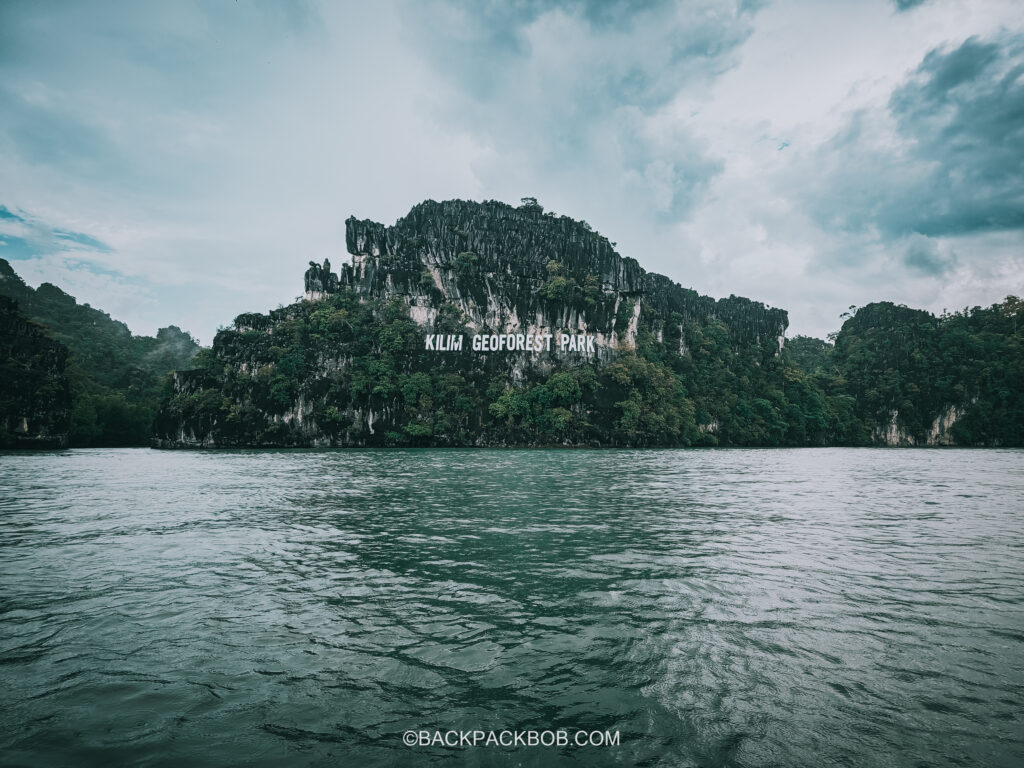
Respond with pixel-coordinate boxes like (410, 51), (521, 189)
(311, 199), (787, 360)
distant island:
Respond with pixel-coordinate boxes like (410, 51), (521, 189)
(3, 198), (1022, 449)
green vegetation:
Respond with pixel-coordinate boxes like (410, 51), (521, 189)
(152, 290), (1024, 448)
(0, 259), (200, 446)
(823, 299), (1024, 445)
(4, 199), (1020, 449)
(0, 296), (71, 448)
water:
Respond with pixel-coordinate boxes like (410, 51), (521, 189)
(1, 448), (1022, 767)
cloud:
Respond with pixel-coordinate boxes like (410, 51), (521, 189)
(667, 0), (1024, 337)
(0, 206), (114, 262)
(399, 0), (760, 221)
(0, 0), (1022, 344)
(804, 32), (1024, 239)
(902, 234), (956, 275)
(0, 1), (488, 341)
(886, 34), (1024, 235)
(892, 0), (928, 11)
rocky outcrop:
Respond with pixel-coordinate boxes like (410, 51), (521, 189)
(926, 404), (967, 446)
(872, 403), (972, 446)
(0, 297), (71, 449)
(309, 198), (788, 363)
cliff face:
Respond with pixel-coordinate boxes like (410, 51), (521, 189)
(872, 405), (969, 447)
(307, 199), (787, 360)
(0, 297), (71, 449)
(154, 199), (793, 449)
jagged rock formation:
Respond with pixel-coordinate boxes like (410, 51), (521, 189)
(0, 297), (71, 448)
(308, 199), (787, 360)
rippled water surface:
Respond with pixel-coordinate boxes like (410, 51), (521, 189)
(1, 448), (1023, 767)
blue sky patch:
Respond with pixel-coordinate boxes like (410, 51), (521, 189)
(54, 229), (113, 253)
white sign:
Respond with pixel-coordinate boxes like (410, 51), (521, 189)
(425, 332), (597, 353)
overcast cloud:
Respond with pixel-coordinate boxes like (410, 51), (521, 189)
(1, 0), (1021, 342)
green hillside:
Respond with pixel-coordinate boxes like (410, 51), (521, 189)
(0, 259), (200, 446)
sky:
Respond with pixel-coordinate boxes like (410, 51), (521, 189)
(1, 0), (1022, 344)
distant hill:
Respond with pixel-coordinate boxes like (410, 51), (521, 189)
(0, 258), (200, 446)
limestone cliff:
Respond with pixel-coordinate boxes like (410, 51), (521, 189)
(154, 199), (793, 448)
(872, 403), (975, 447)
(306, 198), (787, 359)
(828, 300), (1022, 447)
